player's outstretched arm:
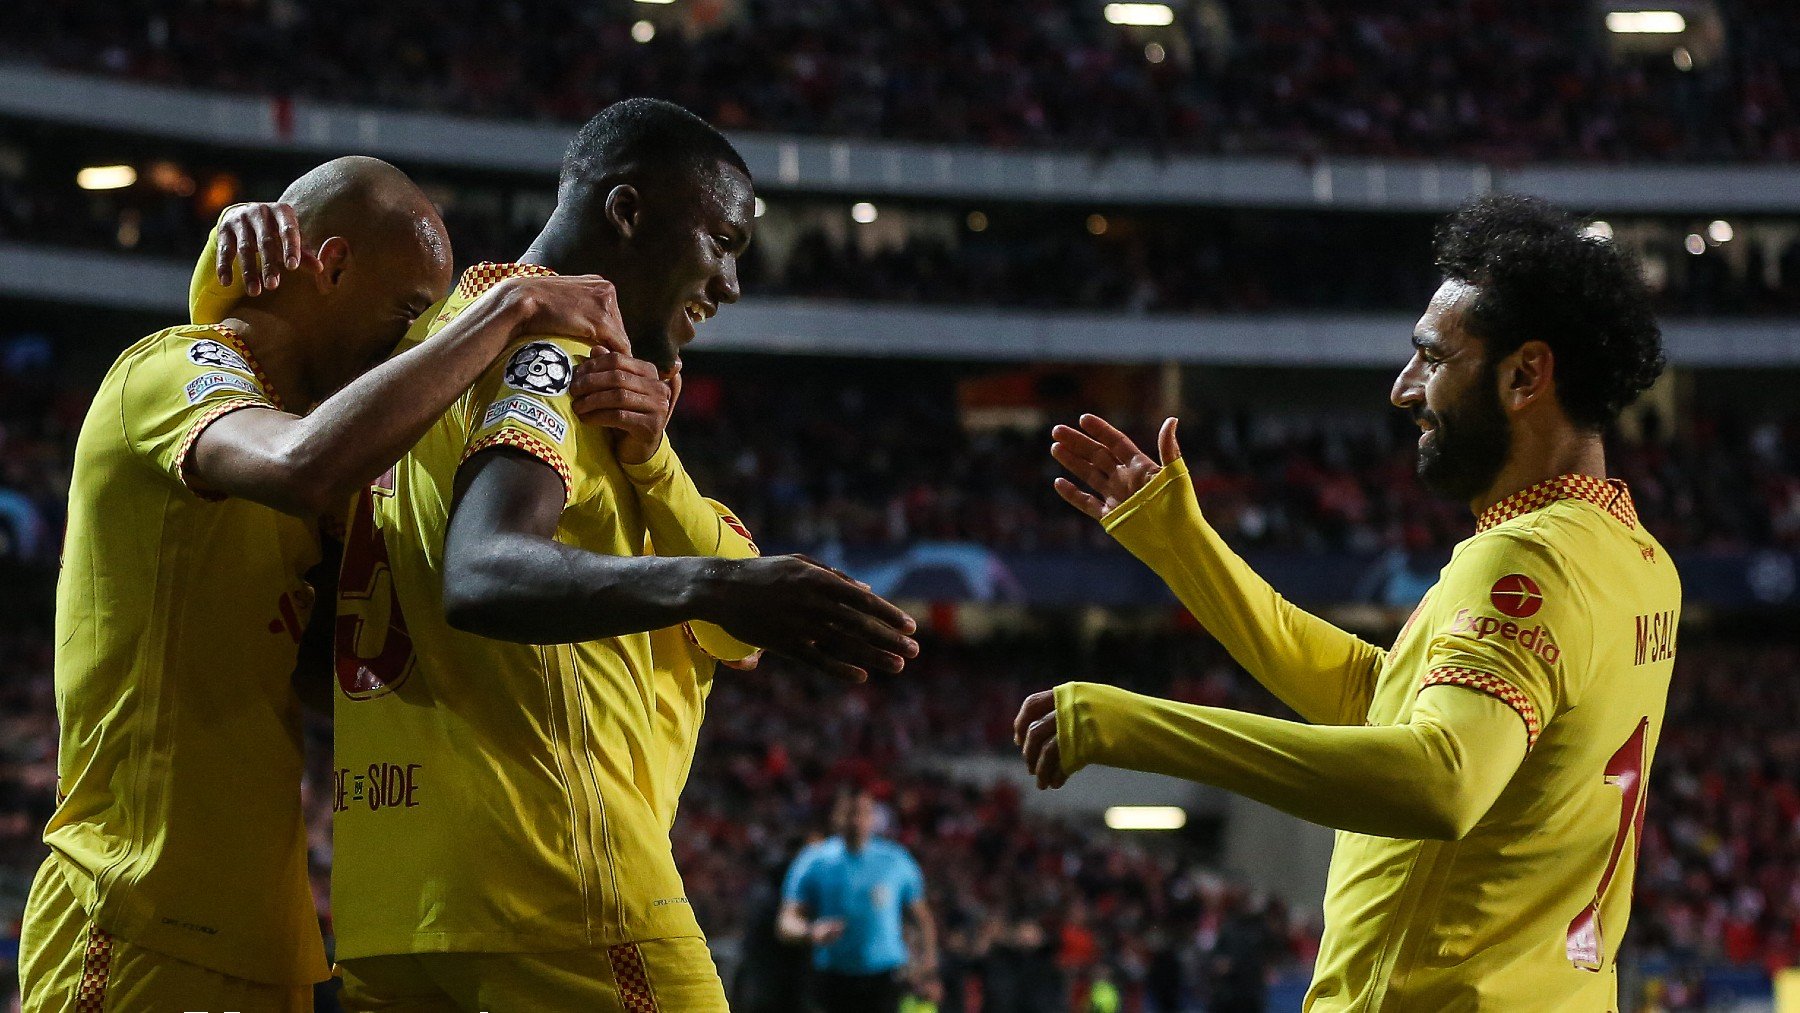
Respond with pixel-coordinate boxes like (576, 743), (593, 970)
(441, 449), (918, 681)
(1016, 681), (1526, 840)
(190, 271), (630, 518)
(1052, 414), (1384, 725)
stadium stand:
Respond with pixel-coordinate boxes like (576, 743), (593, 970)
(3, 0), (1799, 161)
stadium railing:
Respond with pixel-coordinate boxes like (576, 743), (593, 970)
(5, 63), (1800, 213)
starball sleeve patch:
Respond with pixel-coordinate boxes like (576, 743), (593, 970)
(502, 341), (575, 396)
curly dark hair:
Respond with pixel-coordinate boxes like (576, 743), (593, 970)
(1434, 194), (1665, 430)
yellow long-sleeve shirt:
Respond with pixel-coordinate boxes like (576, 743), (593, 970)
(625, 441), (761, 829)
(1056, 459), (1679, 1011)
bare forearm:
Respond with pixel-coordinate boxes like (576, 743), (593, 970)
(444, 533), (722, 644)
(913, 906), (939, 972)
(776, 904), (813, 944)
(280, 288), (526, 504)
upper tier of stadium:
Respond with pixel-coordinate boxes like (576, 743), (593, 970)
(4, 0), (1796, 163)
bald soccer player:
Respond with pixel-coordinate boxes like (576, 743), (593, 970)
(19, 156), (629, 1012)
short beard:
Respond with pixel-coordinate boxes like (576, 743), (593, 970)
(1415, 362), (1511, 502)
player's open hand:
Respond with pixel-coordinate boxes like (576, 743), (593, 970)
(499, 275), (632, 357)
(1014, 690), (1069, 789)
(698, 555), (919, 683)
(569, 353), (678, 465)
(1051, 414), (1183, 522)
(215, 201), (318, 297)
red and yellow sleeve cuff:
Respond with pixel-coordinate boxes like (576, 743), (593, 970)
(463, 429), (573, 504)
(175, 397), (272, 500)
(1420, 667), (1542, 750)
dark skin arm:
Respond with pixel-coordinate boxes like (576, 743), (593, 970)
(441, 450), (920, 681)
(193, 201), (630, 518)
(191, 273), (629, 518)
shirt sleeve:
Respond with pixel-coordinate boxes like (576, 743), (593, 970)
(1414, 527), (1592, 752)
(898, 850), (925, 906)
(781, 848), (817, 908)
(621, 438), (760, 559)
(622, 441), (763, 662)
(461, 337), (590, 507)
(119, 330), (282, 498)
(1054, 679), (1527, 840)
(1103, 458), (1386, 726)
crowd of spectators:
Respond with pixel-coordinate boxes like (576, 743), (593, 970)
(0, 331), (1791, 567)
(8, 144), (1800, 317)
(5, 0), (1800, 162)
(670, 365), (1800, 556)
(1629, 638), (1800, 1003)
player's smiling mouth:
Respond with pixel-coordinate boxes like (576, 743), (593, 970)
(683, 300), (716, 327)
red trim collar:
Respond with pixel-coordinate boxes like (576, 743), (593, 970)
(1476, 474), (1638, 532)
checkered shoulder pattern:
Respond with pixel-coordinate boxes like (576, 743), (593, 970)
(1477, 474), (1638, 533)
(608, 943), (661, 1012)
(1422, 666), (1542, 750)
(454, 261), (558, 301)
(176, 397), (270, 499)
(463, 429), (572, 502)
(205, 323), (285, 412)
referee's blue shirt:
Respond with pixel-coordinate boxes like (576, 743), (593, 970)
(782, 835), (924, 974)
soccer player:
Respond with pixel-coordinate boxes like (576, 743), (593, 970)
(19, 157), (628, 1012)
(1018, 195), (1678, 1010)
(778, 786), (941, 1013)
(329, 98), (919, 1011)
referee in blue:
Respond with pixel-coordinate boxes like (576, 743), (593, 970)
(779, 786), (940, 1013)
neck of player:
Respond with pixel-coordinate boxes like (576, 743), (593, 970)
(219, 309), (327, 410)
(518, 212), (612, 278)
(1470, 422), (1607, 520)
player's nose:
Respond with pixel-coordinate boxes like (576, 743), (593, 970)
(711, 257), (741, 307)
(1391, 357), (1424, 409)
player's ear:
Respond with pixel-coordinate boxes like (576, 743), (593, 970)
(604, 185), (640, 242)
(1501, 340), (1554, 412)
(312, 236), (351, 292)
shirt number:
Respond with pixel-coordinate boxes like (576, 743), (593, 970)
(334, 488), (415, 699)
(1566, 716), (1650, 969)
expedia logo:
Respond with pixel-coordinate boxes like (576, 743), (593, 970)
(1450, 608), (1561, 664)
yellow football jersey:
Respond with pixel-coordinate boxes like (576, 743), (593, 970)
(40, 324), (327, 986)
(331, 263), (751, 959)
(643, 495), (761, 830)
(1309, 475), (1678, 1009)
(1065, 462), (1679, 1011)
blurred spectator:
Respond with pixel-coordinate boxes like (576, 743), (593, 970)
(9, 162), (1800, 316)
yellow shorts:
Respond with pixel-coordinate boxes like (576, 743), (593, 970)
(18, 857), (311, 1013)
(338, 936), (729, 1013)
